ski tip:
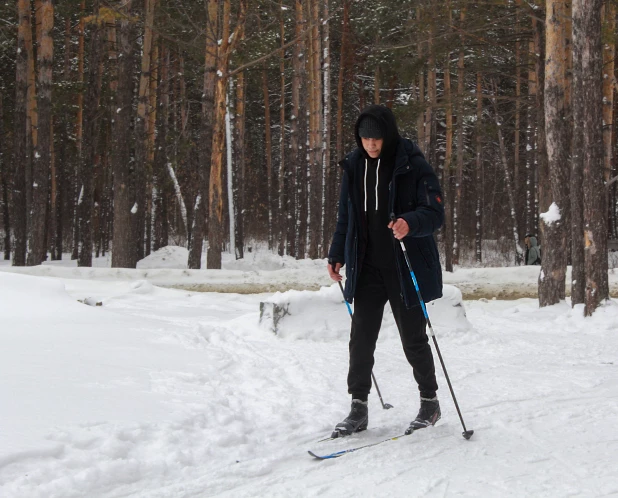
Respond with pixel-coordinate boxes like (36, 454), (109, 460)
(463, 430), (474, 440)
(308, 450), (329, 460)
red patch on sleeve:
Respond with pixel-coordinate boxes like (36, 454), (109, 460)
(435, 195), (442, 204)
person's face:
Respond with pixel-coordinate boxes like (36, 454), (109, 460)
(361, 137), (383, 158)
(525, 237), (530, 248)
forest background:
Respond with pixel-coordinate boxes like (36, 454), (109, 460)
(0, 0), (614, 314)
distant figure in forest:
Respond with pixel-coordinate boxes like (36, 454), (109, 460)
(326, 104), (445, 438)
(524, 234), (541, 265)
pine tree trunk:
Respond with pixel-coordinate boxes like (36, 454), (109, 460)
(154, 42), (170, 252)
(492, 82), (524, 264)
(321, 0), (331, 259)
(571, 6), (585, 306)
(13, 0), (30, 266)
(262, 65), (274, 251)
(574, 0), (609, 314)
(335, 0), (349, 170)
(0, 95), (9, 260)
(307, 0), (323, 259)
(111, 0), (137, 268)
(189, 0), (218, 269)
(526, 33), (537, 235)
(290, 0), (303, 258)
(278, 2), (287, 257)
(78, 1), (103, 267)
(539, 0), (569, 306)
(443, 24), (454, 272)
(453, 4), (465, 266)
(514, 0), (522, 225)
(296, 0), (308, 258)
(602, 4), (616, 184)
(475, 72), (483, 263)
(206, 0), (246, 269)
(535, 15), (549, 262)
(27, 0), (53, 266)
(72, 0), (86, 261)
(234, 71), (246, 259)
(133, 0), (156, 264)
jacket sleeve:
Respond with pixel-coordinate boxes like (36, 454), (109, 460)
(400, 160), (445, 237)
(527, 247), (538, 265)
(327, 171), (349, 265)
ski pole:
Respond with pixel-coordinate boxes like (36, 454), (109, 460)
(390, 214), (474, 440)
(337, 280), (394, 410)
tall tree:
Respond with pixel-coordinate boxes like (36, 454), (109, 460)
(540, 0), (570, 306)
(573, 0), (608, 314)
(133, 0), (156, 263)
(189, 0), (218, 269)
(12, 0), (31, 266)
(207, 0), (247, 269)
(27, 0), (54, 265)
(0, 95), (9, 260)
(78, 1), (104, 267)
(111, 0), (137, 268)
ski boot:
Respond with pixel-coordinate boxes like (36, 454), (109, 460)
(405, 396), (441, 435)
(331, 399), (368, 438)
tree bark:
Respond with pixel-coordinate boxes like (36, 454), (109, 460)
(0, 95), (9, 260)
(78, 1), (104, 267)
(602, 4), (616, 184)
(13, 0), (31, 266)
(321, 0), (331, 259)
(571, 3), (585, 306)
(492, 81), (524, 264)
(475, 72), (483, 263)
(111, 0), (137, 268)
(443, 18), (454, 272)
(207, 0), (246, 269)
(573, 0), (609, 314)
(539, 0), (569, 306)
(27, 0), (54, 266)
(133, 0), (156, 264)
(454, 4), (466, 266)
(278, 1), (287, 257)
(262, 65), (274, 250)
(189, 0), (218, 269)
(234, 71), (246, 259)
(290, 0), (303, 258)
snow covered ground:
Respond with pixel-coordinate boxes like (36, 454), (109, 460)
(1, 249), (618, 497)
(2, 245), (618, 299)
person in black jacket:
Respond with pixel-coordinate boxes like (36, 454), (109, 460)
(327, 104), (445, 437)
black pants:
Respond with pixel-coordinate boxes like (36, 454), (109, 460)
(348, 263), (438, 400)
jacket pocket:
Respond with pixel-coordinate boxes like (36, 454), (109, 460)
(415, 237), (435, 269)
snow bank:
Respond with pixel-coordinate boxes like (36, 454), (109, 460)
(259, 283), (472, 341)
(2, 247), (618, 298)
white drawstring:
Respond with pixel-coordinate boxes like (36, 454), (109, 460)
(375, 159), (381, 211)
(363, 157), (381, 212)
(364, 158), (368, 212)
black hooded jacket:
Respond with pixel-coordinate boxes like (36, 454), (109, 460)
(328, 105), (444, 308)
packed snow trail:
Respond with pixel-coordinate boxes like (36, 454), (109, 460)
(1, 271), (617, 497)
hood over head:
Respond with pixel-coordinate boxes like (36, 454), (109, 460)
(528, 236), (538, 247)
(355, 105), (401, 159)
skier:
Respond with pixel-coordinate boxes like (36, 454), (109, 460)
(327, 104), (445, 437)
(524, 234), (541, 265)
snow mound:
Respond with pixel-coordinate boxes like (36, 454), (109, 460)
(137, 246), (189, 269)
(259, 283), (472, 341)
(0, 272), (82, 323)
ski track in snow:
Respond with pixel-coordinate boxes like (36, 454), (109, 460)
(1, 274), (618, 497)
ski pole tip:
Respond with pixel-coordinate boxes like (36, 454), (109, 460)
(383, 403), (394, 410)
(462, 430), (474, 440)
